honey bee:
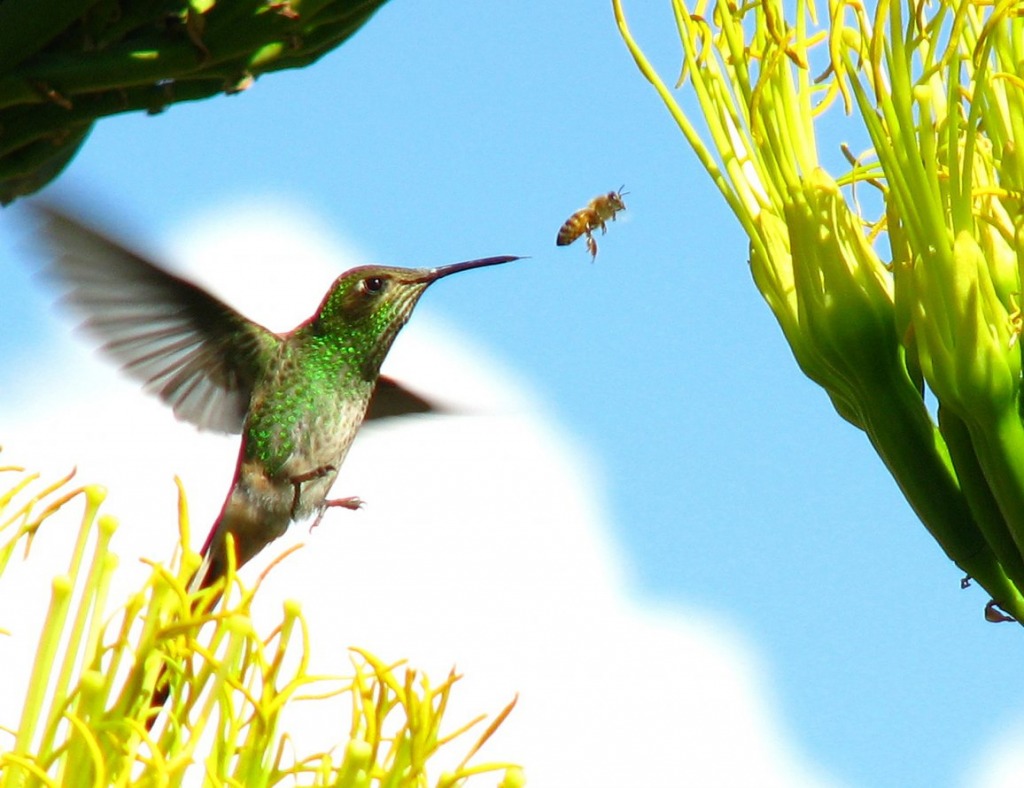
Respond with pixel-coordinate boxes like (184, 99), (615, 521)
(556, 187), (628, 260)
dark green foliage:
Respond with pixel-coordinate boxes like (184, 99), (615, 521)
(0, 0), (388, 204)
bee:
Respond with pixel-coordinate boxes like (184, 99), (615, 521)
(556, 187), (628, 260)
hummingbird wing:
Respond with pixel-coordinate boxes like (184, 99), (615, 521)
(366, 376), (441, 421)
(35, 206), (279, 434)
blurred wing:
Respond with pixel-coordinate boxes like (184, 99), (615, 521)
(35, 205), (279, 433)
(365, 376), (441, 421)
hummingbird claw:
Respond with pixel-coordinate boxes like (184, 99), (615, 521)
(309, 496), (364, 531)
(326, 495), (364, 510)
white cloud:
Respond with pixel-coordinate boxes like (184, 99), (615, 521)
(960, 718), (1024, 788)
(0, 202), (841, 786)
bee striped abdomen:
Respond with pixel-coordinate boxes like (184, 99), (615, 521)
(556, 209), (594, 246)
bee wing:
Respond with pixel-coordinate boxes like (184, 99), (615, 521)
(34, 205), (280, 434)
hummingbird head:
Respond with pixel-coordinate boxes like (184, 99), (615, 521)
(309, 255), (520, 379)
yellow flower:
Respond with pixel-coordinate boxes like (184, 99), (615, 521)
(0, 456), (522, 786)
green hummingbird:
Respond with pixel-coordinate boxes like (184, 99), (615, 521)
(35, 206), (520, 592)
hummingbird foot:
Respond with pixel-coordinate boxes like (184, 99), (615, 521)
(289, 465), (338, 518)
(325, 495), (364, 510)
(309, 496), (364, 531)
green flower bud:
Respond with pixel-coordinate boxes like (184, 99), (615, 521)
(912, 230), (1019, 422)
(787, 168), (896, 379)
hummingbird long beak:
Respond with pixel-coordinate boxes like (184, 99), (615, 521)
(417, 255), (522, 283)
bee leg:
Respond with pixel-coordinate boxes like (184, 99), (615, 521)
(586, 234), (598, 260)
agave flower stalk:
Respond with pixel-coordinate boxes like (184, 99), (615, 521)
(613, 0), (1024, 620)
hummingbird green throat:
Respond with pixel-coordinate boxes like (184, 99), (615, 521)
(37, 207), (520, 592)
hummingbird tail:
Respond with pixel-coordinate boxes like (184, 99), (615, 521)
(147, 486), (291, 726)
(145, 506), (235, 727)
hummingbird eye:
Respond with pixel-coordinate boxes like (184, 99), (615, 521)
(359, 277), (386, 295)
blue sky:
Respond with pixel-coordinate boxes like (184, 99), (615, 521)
(2, 2), (1024, 785)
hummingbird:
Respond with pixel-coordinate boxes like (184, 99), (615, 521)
(34, 206), (521, 593)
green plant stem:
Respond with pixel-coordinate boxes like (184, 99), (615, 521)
(965, 408), (1024, 559)
(857, 360), (1024, 618)
(0, 2), (378, 111)
(939, 407), (1024, 589)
